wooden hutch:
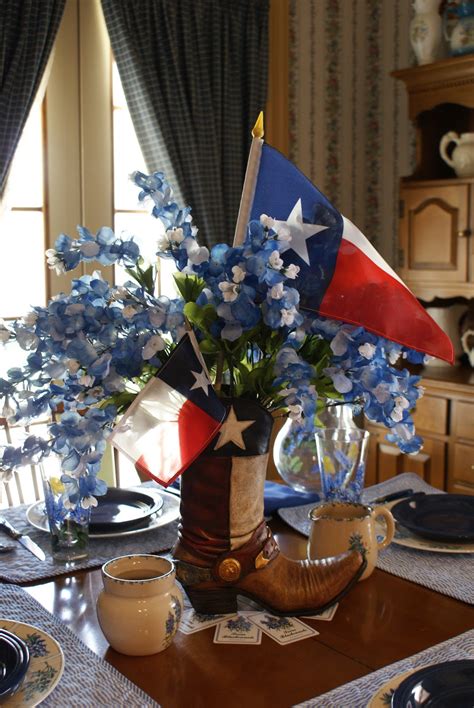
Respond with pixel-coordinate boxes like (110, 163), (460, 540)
(365, 55), (474, 494)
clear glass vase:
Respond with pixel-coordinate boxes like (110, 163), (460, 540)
(273, 404), (358, 493)
(41, 464), (91, 562)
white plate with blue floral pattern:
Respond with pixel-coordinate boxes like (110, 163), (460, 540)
(0, 619), (64, 707)
(391, 524), (474, 554)
(367, 668), (417, 707)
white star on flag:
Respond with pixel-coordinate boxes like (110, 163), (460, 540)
(190, 368), (211, 396)
(213, 406), (255, 450)
(274, 198), (328, 266)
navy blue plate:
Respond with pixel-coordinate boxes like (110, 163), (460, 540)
(391, 494), (474, 542)
(0, 629), (30, 700)
(90, 487), (163, 532)
(391, 660), (474, 707)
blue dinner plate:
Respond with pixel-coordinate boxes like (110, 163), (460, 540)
(391, 660), (474, 707)
(90, 487), (163, 532)
(391, 494), (474, 542)
(0, 629), (30, 700)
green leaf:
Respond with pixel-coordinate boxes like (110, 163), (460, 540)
(199, 338), (219, 354)
(183, 302), (218, 337)
(174, 273), (206, 302)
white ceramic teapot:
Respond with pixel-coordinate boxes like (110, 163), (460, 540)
(439, 132), (474, 177)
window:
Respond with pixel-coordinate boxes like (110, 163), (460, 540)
(0, 0), (181, 502)
(112, 62), (176, 295)
(0, 103), (46, 320)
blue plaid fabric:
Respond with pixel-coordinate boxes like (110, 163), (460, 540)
(101, 0), (269, 247)
(0, 0), (66, 194)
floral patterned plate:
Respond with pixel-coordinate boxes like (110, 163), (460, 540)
(367, 668), (416, 706)
(0, 619), (64, 707)
(391, 523), (474, 554)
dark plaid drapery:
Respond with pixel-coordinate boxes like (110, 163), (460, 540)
(0, 0), (66, 195)
(101, 0), (269, 248)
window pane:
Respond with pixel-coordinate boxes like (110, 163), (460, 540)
(8, 104), (43, 208)
(158, 256), (178, 299)
(0, 341), (28, 378)
(114, 212), (176, 297)
(113, 108), (147, 210)
(0, 211), (46, 318)
(112, 62), (127, 109)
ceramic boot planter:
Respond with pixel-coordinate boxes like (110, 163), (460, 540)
(173, 398), (366, 617)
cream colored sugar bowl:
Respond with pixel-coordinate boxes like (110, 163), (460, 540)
(97, 554), (183, 655)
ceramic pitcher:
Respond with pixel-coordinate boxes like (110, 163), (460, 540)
(97, 554), (183, 655)
(440, 132), (474, 177)
(307, 501), (395, 581)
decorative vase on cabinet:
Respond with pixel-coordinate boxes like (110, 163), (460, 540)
(410, 0), (443, 65)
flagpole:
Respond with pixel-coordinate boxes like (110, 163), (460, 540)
(232, 112), (264, 247)
(184, 317), (211, 380)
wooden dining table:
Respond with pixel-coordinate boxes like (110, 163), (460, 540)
(24, 517), (474, 708)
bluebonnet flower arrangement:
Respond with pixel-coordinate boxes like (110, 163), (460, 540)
(0, 170), (426, 507)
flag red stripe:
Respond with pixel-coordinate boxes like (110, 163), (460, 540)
(319, 238), (454, 363)
(136, 399), (221, 487)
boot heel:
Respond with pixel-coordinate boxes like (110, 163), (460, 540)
(185, 586), (238, 614)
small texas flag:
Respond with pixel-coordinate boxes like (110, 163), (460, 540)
(109, 333), (226, 487)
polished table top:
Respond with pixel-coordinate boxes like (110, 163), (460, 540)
(24, 518), (474, 708)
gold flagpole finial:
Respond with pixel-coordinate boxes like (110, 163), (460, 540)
(252, 112), (264, 139)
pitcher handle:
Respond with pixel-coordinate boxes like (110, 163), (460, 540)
(372, 505), (395, 550)
(440, 131), (459, 169)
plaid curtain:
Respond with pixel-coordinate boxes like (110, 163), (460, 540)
(101, 0), (269, 248)
(0, 0), (66, 195)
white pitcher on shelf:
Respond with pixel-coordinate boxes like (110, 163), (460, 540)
(409, 0), (443, 65)
(440, 131), (474, 177)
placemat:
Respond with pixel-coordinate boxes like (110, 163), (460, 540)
(294, 629), (474, 707)
(278, 473), (474, 604)
(0, 583), (159, 706)
(0, 487), (179, 585)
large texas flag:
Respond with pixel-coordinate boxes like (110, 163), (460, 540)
(250, 144), (453, 364)
(109, 333), (226, 486)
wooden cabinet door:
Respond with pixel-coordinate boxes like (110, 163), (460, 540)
(399, 183), (470, 284)
(366, 425), (446, 490)
(449, 442), (474, 495)
(449, 399), (474, 495)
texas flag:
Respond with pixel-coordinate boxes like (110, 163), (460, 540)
(249, 144), (453, 364)
(109, 333), (226, 486)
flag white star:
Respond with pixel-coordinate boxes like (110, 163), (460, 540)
(213, 406), (255, 450)
(190, 368), (211, 396)
(274, 198), (328, 266)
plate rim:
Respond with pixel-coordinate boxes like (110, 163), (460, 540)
(89, 486), (164, 531)
(0, 618), (64, 707)
(0, 631), (30, 697)
(391, 659), (474, 707)
(391, 494), (474, 542)
(367, 668), (415, 707)
(26, 489), (179, 539)
(391, 525), (474, 554)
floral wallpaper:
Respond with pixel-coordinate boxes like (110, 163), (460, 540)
(289, 0), (414, 266)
